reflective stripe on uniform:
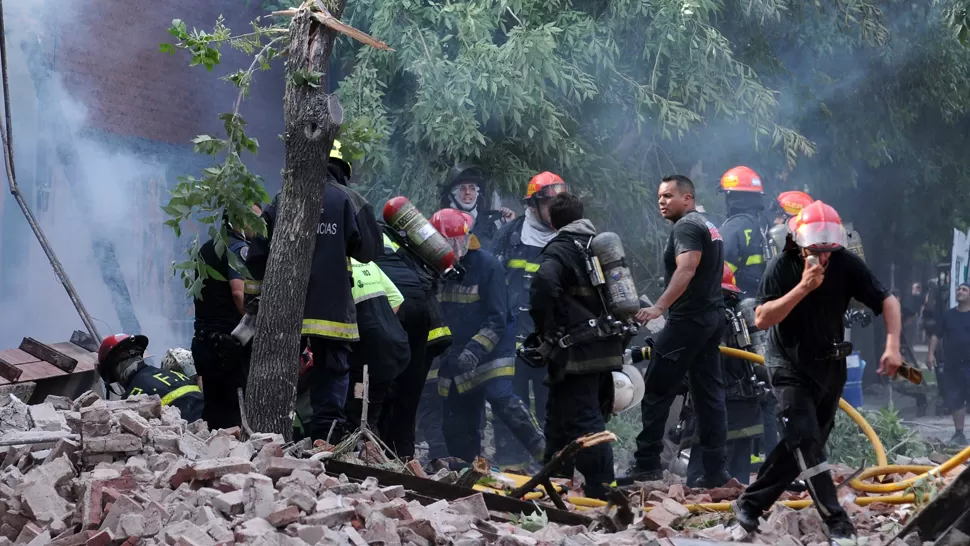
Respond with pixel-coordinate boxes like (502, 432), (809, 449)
(745, 254), (763, 266)
(726, 424), (764, 441)
(426, 368), (439, 383)
(383, 233), (400, 252)
(563, 355), (623, 375)
(452, 357), (515, 394)
(438, 284), (480, 304)
(437, 377), (452, 396)
(353, 289), (387, 305)
(428, 326), (452, 342)
(161, 385), (202, 406)
(244, 280), (263, 295)
(507, 259), (540, 273)
(471, 329), (499, 352)
(301, 319), (360, 340)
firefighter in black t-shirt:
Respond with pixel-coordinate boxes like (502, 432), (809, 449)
(626, 174), (730, 488)
(98, 334), (204, 422)
(731, 201), (902, 541)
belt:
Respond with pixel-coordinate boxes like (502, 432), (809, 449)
(814, 341), (853, 361)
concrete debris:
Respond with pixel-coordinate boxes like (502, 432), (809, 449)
(0, 392), (920, 544)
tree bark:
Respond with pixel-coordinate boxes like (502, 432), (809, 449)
(245, 4), (346, 437)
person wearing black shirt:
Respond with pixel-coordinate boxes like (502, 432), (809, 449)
(192, 205), (260, 430)
(927, 282), (970, 446)
(627, 174), (730, 488)
(731, 201), (902, 541)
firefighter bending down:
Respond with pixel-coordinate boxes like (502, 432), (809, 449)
(527, 192), (627, 500)
(731, 201), (902, 541)
(430, 208), (545, 464)
(97, 334), (204, 423)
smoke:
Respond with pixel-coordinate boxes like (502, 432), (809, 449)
(0, 0), (190, 354)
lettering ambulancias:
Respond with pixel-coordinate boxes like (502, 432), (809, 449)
(318, 223), (339, 235)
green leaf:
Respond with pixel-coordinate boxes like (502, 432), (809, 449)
(159, 43), (176, 54)
(204, 265), (227, 282)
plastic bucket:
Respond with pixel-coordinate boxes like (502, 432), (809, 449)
(843, 353), (864, 408)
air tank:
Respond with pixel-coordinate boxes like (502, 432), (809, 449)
(382, 196), (456, 274)
(590, 232), (640, 320)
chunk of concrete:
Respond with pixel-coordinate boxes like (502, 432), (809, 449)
(28, 403), (67, 432)
(118, 411), (151, 438)
(20, 482), (70, 523)
(82, 434), (143, 454)
(243, 474), (276, 519)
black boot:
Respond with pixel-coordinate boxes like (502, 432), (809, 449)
(825, 513), (856, 542)
(731, 499), (762, 532)
(614, 468), (663, 486)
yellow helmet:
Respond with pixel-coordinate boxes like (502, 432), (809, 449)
(329, 139), (352, 180)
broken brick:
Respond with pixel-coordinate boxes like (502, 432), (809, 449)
(266, 505), (300, 528)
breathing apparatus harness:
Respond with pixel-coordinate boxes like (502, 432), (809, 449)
(517, 235), (638, 368)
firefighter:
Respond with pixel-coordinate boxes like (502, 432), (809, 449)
(246, 140), (382, 441)
(528, 192), (624, 500)
(374, 227), (452, 459)
(718, 166), (768, 296)
(192, 205), (260, 430)
(490, 171), (567, 468)
(439, 164), (515, 248)
(731, 201), (903, 541)
(430, 208), (545, 464)
(683, 265), (764, 485)
(98, 334), (204, 422)
(343, 258), (409, 433)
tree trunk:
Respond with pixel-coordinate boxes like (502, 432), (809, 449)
(245, 4), (346, 437)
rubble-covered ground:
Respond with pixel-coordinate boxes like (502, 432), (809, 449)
(0, 392), (943, 546)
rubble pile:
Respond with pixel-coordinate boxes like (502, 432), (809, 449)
(0, 392), (930, 545)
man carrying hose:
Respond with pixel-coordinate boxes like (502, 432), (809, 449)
(731, 201), (903, 543)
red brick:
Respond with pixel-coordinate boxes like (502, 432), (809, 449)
(404, 460), (427, 478)
(81, 482), (103, 530)
(266, 505), (300, 528)
(192, 458), (253, 481)
(15, 522), (43, 544)
(84, 530), (113, 546)
(642, 506), (680, 531)
(49, 531), (96, 546)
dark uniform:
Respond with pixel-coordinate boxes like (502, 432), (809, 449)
(192, 233), (249, 430)
(721, 213), (766, 296)
(374, 229), (452, 458)
(490, 215), (550, 466)
(437, 237), (544, 463)
(685, 293), (764, 485)
(250, 170), (382, 440)
(530, 218), (624, 500)
(126, 366), (204, 423)
(735, 249), (889, 532)
(633, 210), (729, 487)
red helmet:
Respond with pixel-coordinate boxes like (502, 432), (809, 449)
(97, 334), (148, 385)
(524, 172), (567, 202)
(430, 209), (473, 238)
(777, 190), (814, 216)
(721, 264), (741, 294)
(719, 166), (764, 194)
(792, 200), (846, 251)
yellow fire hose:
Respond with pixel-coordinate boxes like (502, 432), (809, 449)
(556, 347), (970, 512)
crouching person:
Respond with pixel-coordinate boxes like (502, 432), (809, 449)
(97, 334), (204, 423)
(528, 193), (623, 500)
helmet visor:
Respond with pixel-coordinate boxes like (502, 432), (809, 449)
(534, 182), (567, 200)
(794, 221), (846, 251)
(447, 234), (471, 258)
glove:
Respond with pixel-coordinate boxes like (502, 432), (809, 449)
(456, 349), (479, 374)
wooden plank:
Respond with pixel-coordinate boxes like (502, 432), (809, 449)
(16, 361), (67, 382)
(324, 460), (591, 526)
(0, 356), (23, 382)
(49, 342), (97, 372)
(19, 337), (77, 373)
(0, 349), (39, 366)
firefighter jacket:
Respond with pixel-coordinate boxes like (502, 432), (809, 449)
(436, 236), (515, 395)
(125, 364), (204, 423)
(350, 258), (410, 382)
(246, 172), (382, 342)
(529, 219), (623, 383)
(376, 227), (452, 356)
(490, 216), (544, 350)
(720, 295), (764, 440)
(720, 213), (766, 296)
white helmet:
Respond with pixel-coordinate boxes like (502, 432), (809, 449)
(161, 348), (196, 377)
(612, 363), (645, 414)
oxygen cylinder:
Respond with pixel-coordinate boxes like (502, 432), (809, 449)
(767, 223), (789, 257)
(738, 298), (766, 356)
(382, 196), (456, 275)
(590, 232), (640, 320)
(844, 223), (865, 262)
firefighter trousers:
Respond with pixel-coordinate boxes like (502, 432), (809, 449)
(687, 438), (754, 485)
(416, 379), (449, 461)
(344, 367), (391, 434)
(493, 359), (548, 465)
(634, 310), (729, 485)
(545, 372), (614, 500)
(737, 362), (850, 526)
(191, 331), (246, 430)
(377, 298), (432, 458)
(306, 337), (351, 442)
